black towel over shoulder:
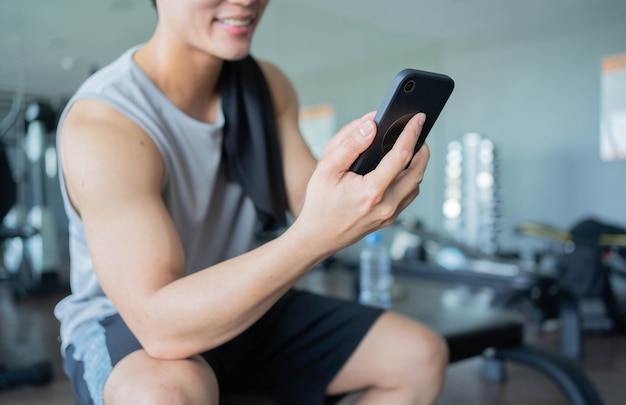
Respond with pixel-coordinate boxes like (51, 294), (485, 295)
(219, 56), (288, 232)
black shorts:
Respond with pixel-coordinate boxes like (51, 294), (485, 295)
(63, 289), (383, 405)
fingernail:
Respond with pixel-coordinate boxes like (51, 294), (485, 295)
(417, 113), (426, 126)
(359, 121), (374, 138)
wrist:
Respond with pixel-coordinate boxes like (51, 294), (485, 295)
(280, 219), (336, 269)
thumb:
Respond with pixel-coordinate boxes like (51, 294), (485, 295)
(318, 119), (377, 174)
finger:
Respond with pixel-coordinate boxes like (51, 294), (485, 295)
(389, 142), (430, 208)
(393, 142), (431, 198)
(379, 144), (430, 224)
(367, 112), (425, 187)
(317, 116), (378, 174)
(319, 111), (376, 160)
(404, 141), (431, 182)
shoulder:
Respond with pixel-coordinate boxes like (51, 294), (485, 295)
(59, 97), (160, 173)
(60, 98), (145, 144)
(59, 45), (164, 177)
(59, 98), (163, 213)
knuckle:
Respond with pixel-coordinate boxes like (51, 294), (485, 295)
(363, 186), (384, 207)
(340, 136), (355, 151)
(418, 143), (431, 160)
(397, 145), (413, 167)
(341, 133), (361, 153)
(375, 202), (397, 225)
(415, 172), (425, 184)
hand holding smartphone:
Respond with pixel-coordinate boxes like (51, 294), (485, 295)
(350, 69), (454, 175)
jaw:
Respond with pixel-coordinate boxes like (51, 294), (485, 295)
(152, 2), (268, 62)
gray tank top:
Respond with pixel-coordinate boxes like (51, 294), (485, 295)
(54, 46), (257, 351)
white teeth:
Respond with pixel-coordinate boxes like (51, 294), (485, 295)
(219, 18), (252, 27)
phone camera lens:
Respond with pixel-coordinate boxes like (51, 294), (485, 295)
(404, 80), (415, 93)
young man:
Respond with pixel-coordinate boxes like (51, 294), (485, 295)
(55, 0), (448, 404)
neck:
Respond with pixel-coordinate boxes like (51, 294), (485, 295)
(134, 34), (224, 124)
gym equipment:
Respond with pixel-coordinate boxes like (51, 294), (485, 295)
(412, 305), (602, 405)
(384, 221), (586, 359)
(443, 133), (500, 255)
(391, 257), (584, 360)
(22, 102), (61, 287)
(0, 137), (54, 391)
(515, 220), (626, 332)
(2, 101), (64, 298)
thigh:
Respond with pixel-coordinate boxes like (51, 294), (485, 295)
(213, 289), (383, 405)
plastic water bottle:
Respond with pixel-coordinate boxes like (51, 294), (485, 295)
(358, 231), (392, 309)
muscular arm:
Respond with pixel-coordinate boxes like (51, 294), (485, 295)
(60, 98), (318, 360)
(59, 66), (429, 361)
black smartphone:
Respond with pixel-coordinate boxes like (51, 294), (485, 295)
(349, 69), (454, 175)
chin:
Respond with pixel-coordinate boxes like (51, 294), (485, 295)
(218, 46), (253, 62)
(222, 52), (250, 61)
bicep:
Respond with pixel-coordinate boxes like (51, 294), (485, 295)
(59, 99), (185, 322)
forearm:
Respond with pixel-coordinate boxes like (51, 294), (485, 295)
(136, 224), (330, 360)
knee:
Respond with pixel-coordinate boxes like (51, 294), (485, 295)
(394, 318), (449, 387)
(398, 326), (448, 403)
(418, 327), (449, 378)
(133, 373), (217, 405)
(105, 353), (219, 405)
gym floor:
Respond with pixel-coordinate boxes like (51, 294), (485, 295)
(1, 271), (625, 405)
